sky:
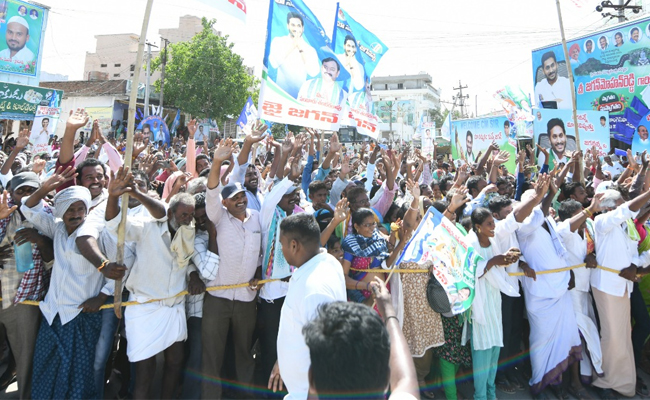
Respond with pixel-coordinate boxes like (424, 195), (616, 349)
(36, 0), (646, 116)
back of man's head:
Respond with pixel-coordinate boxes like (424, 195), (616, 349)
(280, 213), (321, 248)
(303, 302), (390, 398)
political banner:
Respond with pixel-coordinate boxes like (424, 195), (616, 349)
(259, 0), (350, 130)
(630, 109), (650, 155)
(532, 108), (610, 170)
(169, 109), (181, 136)
(29, 106), (59, 155)
(84, 106), (113, 136)
(419, 118), (435, 157)
(494, 86), (534, 138)
(0, 82), (61, 120)
(451, 115), (517, 173)
(375, 100), (416, 126)
(196, 0), (246, 22)
(332, 4), (387, 139)
(440, 112), (452, 141)
(237, 96), (257, 130)
(137, 115), (170, 145)
(532, 15), (650, 145)
(0, 0), (44, 77)
(398, 207), (481, 315)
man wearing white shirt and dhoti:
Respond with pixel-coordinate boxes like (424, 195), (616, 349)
(21, 167), (127, 400)
(105, 167), (202, 399)
(590, 188), (650, 398)
(516, 186), (582, 399)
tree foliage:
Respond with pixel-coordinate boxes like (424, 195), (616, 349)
(151, 18), (258, 122)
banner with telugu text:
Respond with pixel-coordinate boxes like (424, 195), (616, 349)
(195, 0), (247, 22)
(332, 4), (387, 139)
(258, 0), (350, 131)
(451, 115), (517, 173)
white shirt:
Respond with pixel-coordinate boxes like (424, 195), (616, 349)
(516, 208), (570, 299)
(556, 220), (591, 292)
(268, 35), (320, 97)
(591, 204), (639, 297)
(106, 212), (196, 304)
(0, 46), (34, 64)
(21, 200), (105, 325)
(277, 250), (346, 400)
(602, 162), (624, 177)
(534, 76), (572, 109)
(187, 230), (220, 318)
(493, 211), (523, 288)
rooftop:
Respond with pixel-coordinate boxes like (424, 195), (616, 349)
(40, 80), (128, 97)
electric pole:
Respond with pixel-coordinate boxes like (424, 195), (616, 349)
(143, 41), (158, 118)
(159, 37), (169, 111)
(452, 81), (469, 119)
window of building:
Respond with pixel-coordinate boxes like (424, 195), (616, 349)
(130, 64), (135, 71)
(114, 63), (121, 67)
(398, 83), (404, 89)
(384, 84), (388, 90)
(113, 73), (120, 77)
(100, 64), (107, 68)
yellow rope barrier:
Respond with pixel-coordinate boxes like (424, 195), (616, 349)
(7, 264), (632, 309)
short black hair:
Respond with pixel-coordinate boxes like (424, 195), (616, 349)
(322, 57), (340, 72)
(286, 11), (303, 25)
(471, 207), (492, 232)
(504, 120), (510, 128)
(632, 27), (640, 34)
(131, 168), (150, 190)
(280, 213), (321, 247)
(308, 180), (328, 194)
(561, 181), (584, 199)
(351, 208), (375, 234)
(466, 130), (473, 140)
(76, 158), (107, 180)
(466, 175), (484, 194)
(558, 199), (582, 221)
(541, 51), (556, 65)
(303, 302), (390, 397)
(600, 116), (606, 121)
(42, 117), (50, 123)
(547, 118), (566, 136)
(344, 34), (355, 45)
(196, 154), (210, 163)
(488, 195), (512, 215)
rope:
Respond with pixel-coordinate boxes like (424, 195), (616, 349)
(349, 267), (430, 273)
(507, 264), (621, 276)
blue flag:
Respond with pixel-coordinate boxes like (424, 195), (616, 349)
(259, 0), (350, 131)
(170, 109), (181, 136)
(330, 4), (388, 139)
(236, 97), (257, 130)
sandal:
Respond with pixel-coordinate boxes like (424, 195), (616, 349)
(637, 377), (649, 397)
(496, 378), (516, 395)
(566, 385), (594, 400)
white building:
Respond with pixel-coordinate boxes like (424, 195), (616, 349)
(83, 16), (211, 84)
(371, 72), (441, 143)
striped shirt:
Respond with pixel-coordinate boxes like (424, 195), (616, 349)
(21, 200), (105, 326)
(186, 230), (220, 318)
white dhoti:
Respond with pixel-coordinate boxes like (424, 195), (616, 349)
(570, 289), (604, 379)
(125, 297), (187, 362)
(525, 290), (582, 394)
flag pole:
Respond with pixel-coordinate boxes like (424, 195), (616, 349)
(114, 0), (155, 318)
(555, 0), (584, 184)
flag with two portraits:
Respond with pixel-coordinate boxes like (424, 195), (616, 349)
(331, 4), (388, 139)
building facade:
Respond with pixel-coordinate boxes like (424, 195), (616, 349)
(371, 72), (441, 143)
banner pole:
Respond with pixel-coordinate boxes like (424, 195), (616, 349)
(114, 0), (155, 318)
(555, 0), (584, 184)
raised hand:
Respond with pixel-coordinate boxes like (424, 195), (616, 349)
(535, 173), (551, 197)
(282, 132), (294, 154)
(493, 150), (510, 166)
(108, 166), (133, 198)
(642, 150), (649, 170)
(247, 120), (268, 143)
(213, 138), (234, 163)
(41, 166), (77, 193)
(449, 187), (470, 211)
(588, 192), (604, 214)
(329, 133), (342, 153)
(405, 179), (420, 198)
(536, 144), (549, 161)
(32, 159), (46, 174)
(340, 155), (351, 177)
(517, 148), (526, 167)
(66, 108), (89, 131)
(0, 191), (18, 219)
(288, 156), (303, 181)
(333, 198), (349, 223)
(94, 120), (107, 144)
(187, 119), (198, 139)
(15, 128), (30, 150)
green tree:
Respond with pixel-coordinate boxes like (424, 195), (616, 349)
(151, 18), (258, 123)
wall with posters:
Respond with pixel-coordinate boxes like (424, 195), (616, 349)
(451, 115), (517, 173)
(532, 108), (610, 170)
(84, 106), (113, 136)
(532, 16), (650, 146)
(0, 0), (47, 86)
(29, 105), (58, 155)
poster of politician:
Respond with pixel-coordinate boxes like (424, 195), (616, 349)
(451, 116), (517, 173)
(332, 4), (387, 139)
(532, 15), (650, 145)
(630, 110), (650, 154)
(532, 108), (610, 170)
(0, 0), (44, 77)
(259, 0), (350, 130)
(29, 106), (59, 155)
(398, 208), (481, 315)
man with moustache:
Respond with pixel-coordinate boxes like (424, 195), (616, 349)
(538, 118), (570, 170)
(298, 57), (347, 105)
(534, 51), (573, 109)
(269, 12), (320, 98)
(0, 16), (34, 64)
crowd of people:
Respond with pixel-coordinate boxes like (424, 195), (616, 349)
(0, 108), (649, 400)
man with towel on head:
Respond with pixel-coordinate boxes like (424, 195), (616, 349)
(21, 166), (126, 400)
(105, 166), (201, 400)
